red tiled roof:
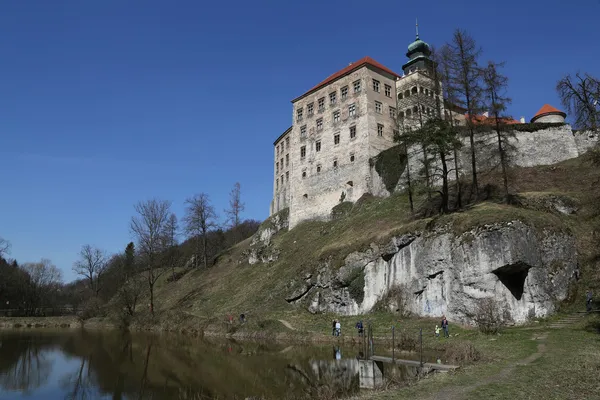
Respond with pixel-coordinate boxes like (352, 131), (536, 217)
(466, 114), (521, 125)
(531, 104), (566, 121)
(292, 56), (401, 102)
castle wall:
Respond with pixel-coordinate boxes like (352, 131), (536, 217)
(384, 124), (586, 195)
(573, 129), (600, 154)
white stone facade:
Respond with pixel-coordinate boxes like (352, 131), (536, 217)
(271, 60), (401, 228)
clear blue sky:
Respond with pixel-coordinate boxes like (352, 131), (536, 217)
(1, 0), (598, 282)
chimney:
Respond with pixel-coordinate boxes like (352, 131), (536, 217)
(520, 117), (525, 123)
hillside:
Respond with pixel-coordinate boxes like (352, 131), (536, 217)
(109, 152), (600, 335)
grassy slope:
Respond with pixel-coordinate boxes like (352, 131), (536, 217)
(126, 154), (599, 335)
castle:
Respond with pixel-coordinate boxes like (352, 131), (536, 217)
(270, 32), (598, 228)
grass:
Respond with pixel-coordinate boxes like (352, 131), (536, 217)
(363, 314), (600, 400)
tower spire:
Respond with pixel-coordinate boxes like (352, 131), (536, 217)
(416, 18), (419, 39)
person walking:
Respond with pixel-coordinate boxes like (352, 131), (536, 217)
(441, 316), (449, 338)
(586, 290), (593, 312)
(335, 320), (341, 337)
(355, 320), (364, 337)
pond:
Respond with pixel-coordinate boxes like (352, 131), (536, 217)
(0, 329), (432, 399)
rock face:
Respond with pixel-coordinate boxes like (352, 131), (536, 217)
(246, 209), (289, 265)
(288, 220), (577, 324)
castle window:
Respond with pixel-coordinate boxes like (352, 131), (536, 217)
(350, 126), (356, 139)
(389, 106), (396, 119)
(302, 171), (306, 178)
(349, 103), (356, 117)
(353, 80), (361, 93)
(334, 110), (340, 123)
(333, 159), (338, 168)
(411, 87), (418, 94)
(300, 146), (306, 159)
(276, 179), (279, 191)
(317, 164), (321, 173)
(375, 101), (382, 114)
(372, 79), (380, 92)
(413, 105), (418, 113)
(276, 162), (279, 173)
(377, 124), (384, 137)
(303, 193), (308, 198)
(285, 171), (289, 182)
(406, 109), (412, 117)
(317, 118), (323, 131)
(300, 125), (307, 137)
(398, 92), (404, 100)
(350, 153), (355, 163)
(286, 154), (289, 167)
(281, 174), (284, 185)
(297, 107), (303, 121)
(385, 84), (391, 97)
(316, 140), (321, 152)
(346, 180), (353, 187)
(420, 87), (424, 94)
(399, 111), (405, 119)
(341, 86), (348, 100)
(318, 97), (325, 112)
(393, 129), (399, 138)
(334, 133), (340, 145)
(329, 91), (337, 105)
(307, 103), (314, 116)
(425, 89), (429, 96)
(285, 137), (289, 149)
(280, 158), (283, 168)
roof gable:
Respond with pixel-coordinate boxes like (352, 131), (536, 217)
(533, 104), (566, 119)
(292, 56), (400, 103)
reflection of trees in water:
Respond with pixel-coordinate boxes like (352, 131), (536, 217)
(0, 336), (54, 393)
(0, 332), (361, 399)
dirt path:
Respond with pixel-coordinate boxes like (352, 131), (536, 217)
(427, 332), (548, 400)
(278, 319), (296, 330)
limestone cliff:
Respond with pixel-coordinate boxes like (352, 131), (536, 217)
(270, 217), (576, 324)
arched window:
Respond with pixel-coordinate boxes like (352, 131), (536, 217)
(399, 111), (405, 119)
(398, 93), (404, 100)
(406, 109), (412, 117)
(404, 90), (410, 97)
(411, 87), (418, 94)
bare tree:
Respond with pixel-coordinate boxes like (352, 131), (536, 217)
(482, 61), (514, 202)
(0, 236), (10, 258)
(446, 29), (484, 198)
(184, 193), (218, 269)
(224, 182), (245, 228)
(72, 245), (107, 297)
(557, 72), (600, 131)
(130, 199), (172, 315)
(21, 259), (63, 313)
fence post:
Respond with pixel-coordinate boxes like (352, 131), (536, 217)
(419, 328), (423, 367)
(392, 326), (395, 362)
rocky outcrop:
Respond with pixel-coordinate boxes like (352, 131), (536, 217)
(246, 209), (289, 265)
(285, 220), (577, 324)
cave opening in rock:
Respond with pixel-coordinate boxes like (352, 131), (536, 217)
(492, 262), (532, 300)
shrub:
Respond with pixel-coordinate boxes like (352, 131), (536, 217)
(374, 285), (412, 317)
(348, 272), (365, 304)
(470, 298), (509, 334)
(443, 341), (482, 364)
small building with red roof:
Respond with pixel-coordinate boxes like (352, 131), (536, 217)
(530, 104), (567, 124)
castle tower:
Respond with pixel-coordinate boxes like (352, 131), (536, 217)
(530, 104), (567, 123)
(396, 21), (444, 130)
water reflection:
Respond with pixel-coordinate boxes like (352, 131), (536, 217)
(0, 330), (420, 399)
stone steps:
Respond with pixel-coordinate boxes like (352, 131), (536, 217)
(547, 313), (585, 329)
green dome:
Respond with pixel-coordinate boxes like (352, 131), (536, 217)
(407, 38), (431, 55)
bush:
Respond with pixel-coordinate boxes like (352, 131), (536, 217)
(443, 341), (482, 364)
(348, 272), (365, 303)
(470, 298), (510, 334)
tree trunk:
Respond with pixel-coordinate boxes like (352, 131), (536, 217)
(495, 120), (509, 202)
(440, 151), (449, 213)
(403, 146), (414, 214)
(453, 147), (462, 209)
